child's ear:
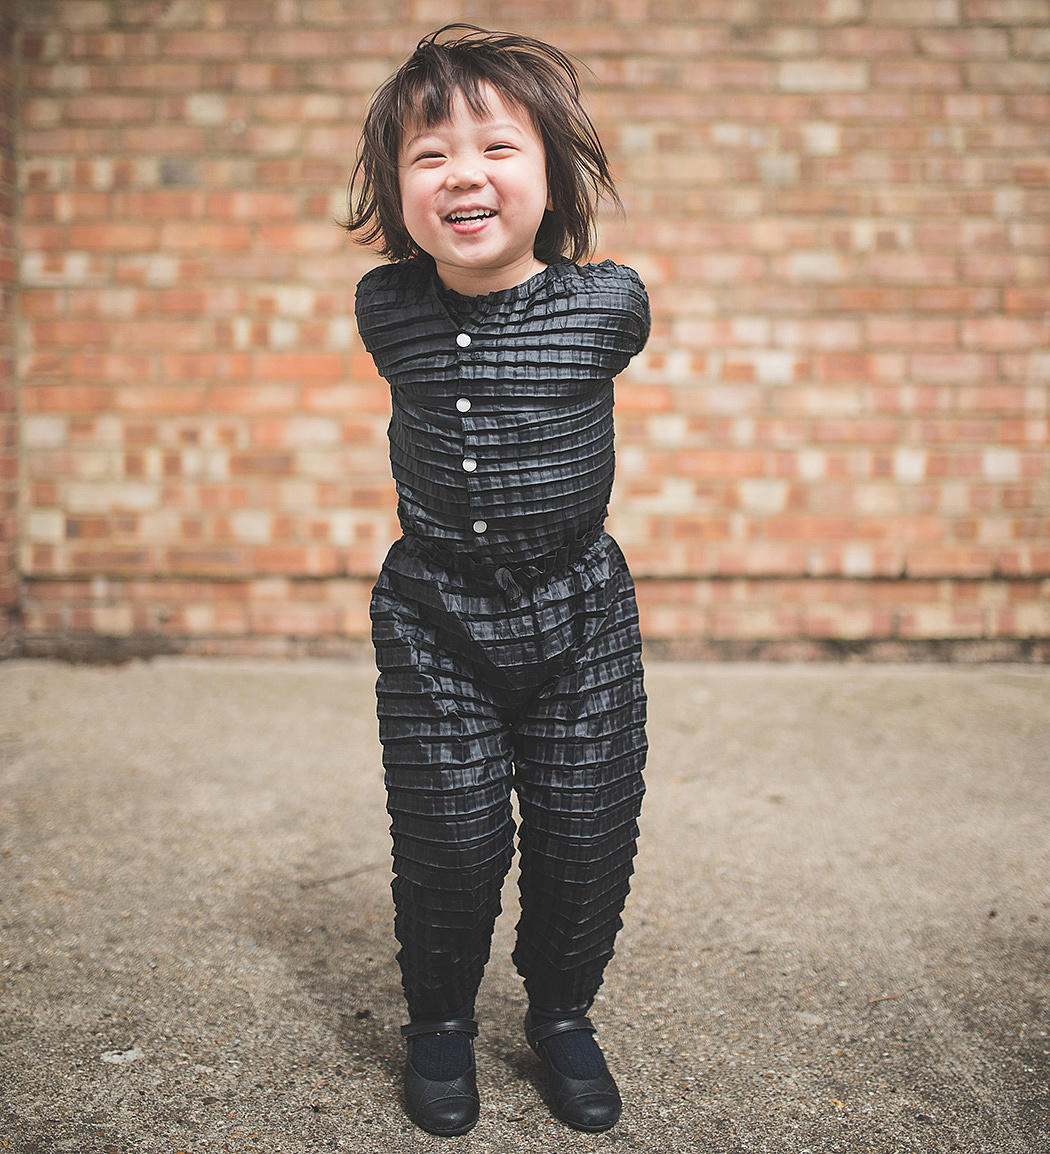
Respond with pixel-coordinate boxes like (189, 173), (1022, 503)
(546, 191), (553, 211)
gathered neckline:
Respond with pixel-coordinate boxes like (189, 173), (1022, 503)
(432, 257), (572, 308)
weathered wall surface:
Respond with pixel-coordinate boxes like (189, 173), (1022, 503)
(10, 0), (1050, 659)
(0, 0), (18, 655)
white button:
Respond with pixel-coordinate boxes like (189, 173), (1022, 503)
(456, 397), (471, 413)
(456, 333), (472, 348)
(472, 520), (488, 534)
(462, 458), (477, 472)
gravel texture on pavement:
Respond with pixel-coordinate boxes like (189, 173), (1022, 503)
(1, 658), (1047, 1153)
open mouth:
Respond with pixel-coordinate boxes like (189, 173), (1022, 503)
(446, 208), (497, 224)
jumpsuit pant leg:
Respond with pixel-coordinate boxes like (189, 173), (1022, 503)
(372, 551), (521, 1019)
(510, 552), (647, 1013)
(372, 535), (645, 1021)
(374, 643), (517, 1020)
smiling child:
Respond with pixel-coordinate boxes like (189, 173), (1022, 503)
(346, 25), (650, 1137)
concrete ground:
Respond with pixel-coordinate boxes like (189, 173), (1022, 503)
(0, 657), (1047, 1154)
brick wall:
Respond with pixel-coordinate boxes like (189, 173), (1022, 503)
(11, 0), (1050, 660)
(0, 0), (17, 655)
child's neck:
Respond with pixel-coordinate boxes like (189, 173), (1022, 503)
(433, 256), (548, 297)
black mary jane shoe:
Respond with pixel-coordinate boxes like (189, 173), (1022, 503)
(401, 1018), (480, 1137)
(524, 1011), (623, 1133)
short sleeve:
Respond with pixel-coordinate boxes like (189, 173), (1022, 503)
(620, 264), (651, 356)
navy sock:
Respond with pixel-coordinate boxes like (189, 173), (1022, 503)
(408, 1007), (474, 1081)
(530, 1006), (606, 1080)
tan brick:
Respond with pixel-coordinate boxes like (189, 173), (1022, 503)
(968, 61), (1050, 89)
(1012, 27), (1050, 54)
(779, 59), (869, 92)
(965, 0), (1050, 20)
(869, 0), (962, 22)
(772, 0), (867, 19)
(919, 29), (1011, 56)
(28, 2), (112, 31)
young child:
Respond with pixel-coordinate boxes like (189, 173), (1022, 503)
(346, 24), (650, 1136)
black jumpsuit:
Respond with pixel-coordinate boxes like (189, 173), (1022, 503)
(355, 256), (650, 1019)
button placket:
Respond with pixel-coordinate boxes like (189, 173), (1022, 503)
(462, 445), (486, 532)
(455, 330), (488, 534)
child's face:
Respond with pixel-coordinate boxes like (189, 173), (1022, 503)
(398, 83), (551, 296)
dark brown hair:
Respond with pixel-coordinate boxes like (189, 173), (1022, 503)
(345, 24), (620, 265)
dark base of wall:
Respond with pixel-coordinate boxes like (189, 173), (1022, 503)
(0, 606), (22, 658)
(7, 631), (1049, 664)
(643, 638), (1050, 663)
(17, 632), (375, 664)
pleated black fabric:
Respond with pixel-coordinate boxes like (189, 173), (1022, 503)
(355, 256), (650, 568)
(356, 256), (650, 1018)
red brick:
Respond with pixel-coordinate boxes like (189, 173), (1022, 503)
(254, 353), (345, 382)
(866, 253), (959, 284)
(1011, 94), (1050, 119)
(106, 61), (205, 90)
(155, 221), (252, 253)
(205, 190), (299, 221)
(1005, 288), (1050, 313)
(963, 317), (1050, 350)
(5, 5), (1050, 654)
(965, 0), (1050, 22)
(68, 353), (153, 381)
(160, 31), (251, 58)
(867, 317), (959, 348)
(66, 93), (154, 122)
(30, 318), (114, 346)
(112, 190), (206, 218)
(164, 354), (253, 382)
(253, 29), (348, 58)
(119, 126), (206, 153)
(820, 93), (912, 119)
(23, 385), (111, 413)
(873, 60), (964, 89)
(68, 32), (157, 59)
(822, 28), (915, 54)
(68, 222), (157, 251)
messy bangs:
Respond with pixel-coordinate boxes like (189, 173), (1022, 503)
(345, 24), (620, 265)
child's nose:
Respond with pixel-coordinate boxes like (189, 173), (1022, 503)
(445, 164), (486, 190)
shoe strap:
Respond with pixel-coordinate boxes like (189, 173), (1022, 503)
(526, 1014), (596, 1046)
(401, 1017), (479, 1040)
